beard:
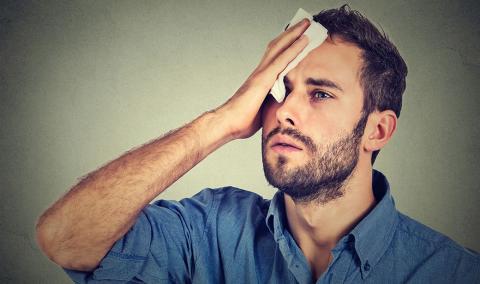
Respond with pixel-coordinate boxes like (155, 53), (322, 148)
(262, 112), (368, 204)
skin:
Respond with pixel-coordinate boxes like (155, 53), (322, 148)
(35, 18), (397, 281)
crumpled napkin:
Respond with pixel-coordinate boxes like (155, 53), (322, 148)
(270, 8), (328, 102)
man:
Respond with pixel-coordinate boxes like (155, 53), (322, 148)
(36, 5), (479, 283)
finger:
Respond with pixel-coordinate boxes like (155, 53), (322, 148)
(258, 18), (310, 69)
(260, 35), (309, 86)
(274, 18), (310, 45)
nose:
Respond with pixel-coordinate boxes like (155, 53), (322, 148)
(276, 91), (303, 128)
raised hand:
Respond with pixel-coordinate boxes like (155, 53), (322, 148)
(215, 18), (310, 140)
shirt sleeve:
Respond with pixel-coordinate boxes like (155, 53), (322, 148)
(63, 188), (215, 283)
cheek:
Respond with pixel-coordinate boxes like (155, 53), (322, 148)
(303, 110), (347, 143)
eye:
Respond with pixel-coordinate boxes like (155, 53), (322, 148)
(284, 86), (292, 98)
(311, 90), (332, 101)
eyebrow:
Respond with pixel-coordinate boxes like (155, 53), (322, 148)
(284, 76), (344, 93)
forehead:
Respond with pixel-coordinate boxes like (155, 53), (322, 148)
(288, 36), (364, 92)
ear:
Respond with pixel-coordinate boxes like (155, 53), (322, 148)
(363, 110), (397, 153)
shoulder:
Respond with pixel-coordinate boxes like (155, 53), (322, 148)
(396, 213), (451, 247)
(396, 213), (477, 255)
(392, 212), (480, 280)
(203, 186), (268, 204)
(190, 186), (271, 217)
(181, 187), (271, 235)
(186, 186), (269, 207)
(150, 186), (264, 209)
(148, 187), (269, 223)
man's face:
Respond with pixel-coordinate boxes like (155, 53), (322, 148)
(261, 36), (367, 204)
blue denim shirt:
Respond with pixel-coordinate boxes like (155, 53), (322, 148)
(65, 170), (480, 283)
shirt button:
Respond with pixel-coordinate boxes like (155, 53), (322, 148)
(348, 242), (355, 250)
(363, 261), (371, 271)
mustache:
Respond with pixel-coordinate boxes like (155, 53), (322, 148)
(265, 126), (316, 152)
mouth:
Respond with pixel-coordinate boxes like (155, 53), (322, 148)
(270, 135), (303, 153)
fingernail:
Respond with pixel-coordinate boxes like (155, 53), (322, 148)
(294, 18), (307, 27)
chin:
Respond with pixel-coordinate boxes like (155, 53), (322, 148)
(268, 149), (305, 163)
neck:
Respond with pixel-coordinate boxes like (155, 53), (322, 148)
(284, 166), (376, 279)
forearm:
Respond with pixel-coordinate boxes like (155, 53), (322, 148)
(36, 110), (231, 270)
(36, 18), (310, 272)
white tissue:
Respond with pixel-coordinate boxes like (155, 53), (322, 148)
(270, 8), (328, 102)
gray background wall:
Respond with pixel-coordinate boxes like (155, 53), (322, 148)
(1, 0), (479, 283)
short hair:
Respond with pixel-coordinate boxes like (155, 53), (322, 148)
(313, 5), (408, 164)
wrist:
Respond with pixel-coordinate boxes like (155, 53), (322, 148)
(191, 110), (235, 156)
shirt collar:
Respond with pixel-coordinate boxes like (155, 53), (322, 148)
(265, 169), (399, 279)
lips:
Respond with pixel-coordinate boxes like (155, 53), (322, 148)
(270, 134), (303, 152)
